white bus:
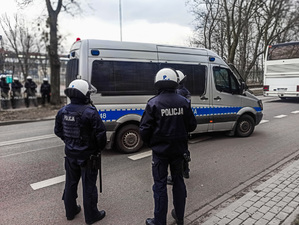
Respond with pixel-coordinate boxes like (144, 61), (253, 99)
(66, 39), (263, 153)
(263, 41), (299, 98)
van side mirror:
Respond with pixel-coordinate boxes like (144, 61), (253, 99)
(240, 82), (246, 95)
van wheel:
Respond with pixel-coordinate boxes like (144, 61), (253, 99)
(116, 124), (143, 153)
(235, 115), (255, 137)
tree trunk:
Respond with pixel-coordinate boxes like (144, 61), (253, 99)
(46, 0), (62, 106)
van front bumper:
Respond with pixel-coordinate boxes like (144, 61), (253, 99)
(256, 112), (263, 125)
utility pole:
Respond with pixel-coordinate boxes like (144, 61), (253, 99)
(119, 0), (123, 41)
(0, 35), (4, 73)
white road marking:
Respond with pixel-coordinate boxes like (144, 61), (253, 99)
(274, 115), (287, 119)
(291, 110), (299, 114)
(260, 120), (269, 124)
(128, 151), (152, 160)
(0, 134), (57, 147)
(0, 145), (63, 158)
(30, 175), (65, 190)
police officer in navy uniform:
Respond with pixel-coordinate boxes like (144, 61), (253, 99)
(24, 76), (37, 107)
(167, 70), (192, 185)
(40, 77), (51, 106)
(139, 68), (197, 225)
(0, 75), (10, 98)
(54, 79), (107, 224)
(11, 77), (23, 108)
(176, 70), (191, 100)
(0, 75), (10, 109)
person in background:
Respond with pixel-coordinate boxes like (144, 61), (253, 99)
(167, 70), (192, 185)
(40, 77), (51, 106)
(0, 75), (10, 99)
(140, 68), (197, 225)
(0, 75), (11, 109)
(54, 79), (107, 225)
(176, 70), (191, 100)
(11, 77), (23, 108)
(24, 76), (37, 107)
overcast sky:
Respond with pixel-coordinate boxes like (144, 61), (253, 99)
(0, 0), (195, 53)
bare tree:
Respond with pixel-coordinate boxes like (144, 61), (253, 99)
(187, 0), (299, 81)
(0, 14), (36, 79)
(16, 0), (83, 106)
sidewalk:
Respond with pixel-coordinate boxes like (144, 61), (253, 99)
(188, 159), (299, 225)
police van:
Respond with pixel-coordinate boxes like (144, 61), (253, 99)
(66, 39), (263, 153)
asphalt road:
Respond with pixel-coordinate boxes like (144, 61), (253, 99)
(0, 96), (299, 225)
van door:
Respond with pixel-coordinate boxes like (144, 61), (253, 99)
(191, 63), (212, 133)
(211, 66), (243, 131)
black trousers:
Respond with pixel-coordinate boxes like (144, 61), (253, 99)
(152, 152), (187, 225)
(41, 93), (50, 105)
(63, 157), (99, 223)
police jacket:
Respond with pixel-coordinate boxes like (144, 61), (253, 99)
(25, 80), (37, 95)
(54, 98), (107, 160)
(139, 89), (197, 156)
(12, 81), (23, 95)
(0, 79), (10, 94)
(176, 84), (191, 100)
(40, 82), (51, 94)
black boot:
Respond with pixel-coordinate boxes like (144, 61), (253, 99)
(171, 209), (184, 225)
(67, 205), (81, 220)
(146, 218), (155, 225)
(86, 210), (106, 225)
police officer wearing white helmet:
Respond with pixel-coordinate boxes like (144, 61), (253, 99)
(40, 77), (51, 105)
(167, 70), (192, 185)
(54, 79), (107, 224)
(176, 70), (191, 100)
(139, 68), (197, 225)
(24, 75), (37, 107)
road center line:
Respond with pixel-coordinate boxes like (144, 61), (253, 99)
(260, 120), (269, 124)
(291, 110), (299, 114)
(30, 175), (65, 190)
(274, 114), (287, 119)
(128, 151), (152, 160)
(0, 134), (57, 147)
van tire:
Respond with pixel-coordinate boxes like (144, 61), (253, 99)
(235, 115), (255, 137)
(116, 124), (143, 153)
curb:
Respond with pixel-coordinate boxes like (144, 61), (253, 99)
(186, 149), (299, 224)
(0, 117), (55, 126)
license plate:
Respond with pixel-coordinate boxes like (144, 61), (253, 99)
(277, 88), (287, 92)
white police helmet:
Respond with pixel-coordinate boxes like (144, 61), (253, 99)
(27, 76), (32, 80)
(13, 77), (19, 81)
(43, 77), (48, 81)
(154, 68), (179, 90)
(176, 70), (186, 84)
(64, 79), (97, 101)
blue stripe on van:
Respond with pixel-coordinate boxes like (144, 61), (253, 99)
(98, 108), (144, 122)
(98, 106), (263, 122)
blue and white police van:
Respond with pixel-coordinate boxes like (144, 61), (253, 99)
(66, 39), (263, 153)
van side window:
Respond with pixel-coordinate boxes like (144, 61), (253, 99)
(213, 67), (239, 94)
(91, 60), (159, 96)
(160, 63), (207, 96)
